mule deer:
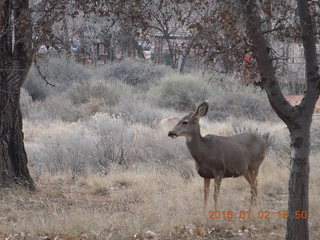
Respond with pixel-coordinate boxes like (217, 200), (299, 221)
(168, 101), (266, 210)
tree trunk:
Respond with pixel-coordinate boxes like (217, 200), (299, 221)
(166, 38), (177, 69)
(178, 46), (192, 74)
(0, 53), (34, 189)
(0, 78), (34, 190)
(0, 0), (35, 189)
(62, 16), (72, 56)
(240, 0), (319, 238)
(133, 39), (145, 59)
(286, 122), (311, 240)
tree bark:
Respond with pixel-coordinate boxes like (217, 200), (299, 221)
(240, 0), (320, 239)
(165, 36), (177, 69)
(0, 78), (34, 190)
(62, 16), (72, 56)
(178, 44), (192, 74)
(286, 0), (319, 239)
(0, 0), (34, 189)
(287, 123), (311, 240)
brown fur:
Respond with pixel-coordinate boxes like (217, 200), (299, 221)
(168, 102), (266, 210)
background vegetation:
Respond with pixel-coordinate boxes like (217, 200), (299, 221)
(1, 55), (317, 239)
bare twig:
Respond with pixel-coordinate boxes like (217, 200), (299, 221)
(34, 58), (55, 87)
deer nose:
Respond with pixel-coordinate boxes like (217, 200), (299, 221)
(168, 131), (177, 138)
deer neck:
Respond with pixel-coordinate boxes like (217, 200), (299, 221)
(186, 125), (204, 163)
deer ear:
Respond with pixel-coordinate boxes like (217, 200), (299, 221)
(187, 99), (197, 112)
(194, 101), (209, 118)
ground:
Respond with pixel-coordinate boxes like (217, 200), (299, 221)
(0, 162), (319, 240)
(2, 107), (320, 239)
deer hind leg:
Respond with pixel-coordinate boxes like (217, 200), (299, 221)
(203, 178), (211, 214)
(213, 175), (222, 210)
(244, 170), (258, 207)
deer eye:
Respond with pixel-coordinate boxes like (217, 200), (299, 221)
(182, 121), (188, 125)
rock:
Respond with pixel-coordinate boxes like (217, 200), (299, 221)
(185, 224), (196, 235)
(133, 232), (143, 239)
(208, 227), (215, 234)
(144, 231), (157, 238)
(249, 225), (258, 231)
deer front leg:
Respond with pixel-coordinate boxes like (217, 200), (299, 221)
(213, 175), (222, 210)
(203, 178), (210, 215)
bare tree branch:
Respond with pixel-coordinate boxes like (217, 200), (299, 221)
(34, 58), (55, 87)
(241, 0), (298, 129)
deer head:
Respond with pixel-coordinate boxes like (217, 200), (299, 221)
(168, 101), (208, 139)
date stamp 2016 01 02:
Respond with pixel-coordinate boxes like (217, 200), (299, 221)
(208, 210), (308, 220)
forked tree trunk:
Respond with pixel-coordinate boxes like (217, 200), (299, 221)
(240, 0), (319, 239)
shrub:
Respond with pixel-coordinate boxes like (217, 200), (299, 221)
(66, 79), (132, 106)
(24, 54), (91, 100)
(24, 79), (134, 122)
(103, 59), (171, 86)
(148, 73), (212, 110)
(149, 73), (277, 122)
(207, 90), (277, 122)
(28, 95), (80, 122)
(25, 114), (137, 176)
(114, 98), (167, 126)
(86, 113), (135, 168)
(26, 120), (99, 178)
(24, 67), (55, 100)
(25, 113), (195, 179)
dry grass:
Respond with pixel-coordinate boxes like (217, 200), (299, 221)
(18, 59), (320, 239)
(1, 153), (319, 240)
(2, 110), (320, 239)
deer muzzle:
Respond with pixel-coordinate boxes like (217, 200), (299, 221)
(168, 131), (177, 139)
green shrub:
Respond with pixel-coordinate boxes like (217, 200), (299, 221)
(149, 73), (277, 122)
(148, 73), (212, 110)
(208, 90), (277, 121)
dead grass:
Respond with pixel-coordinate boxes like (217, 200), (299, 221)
(1, 154), (319, 240)
(2, 114), (319, 239)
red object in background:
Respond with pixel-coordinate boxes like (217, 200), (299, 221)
(243, 54), (252, 67)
